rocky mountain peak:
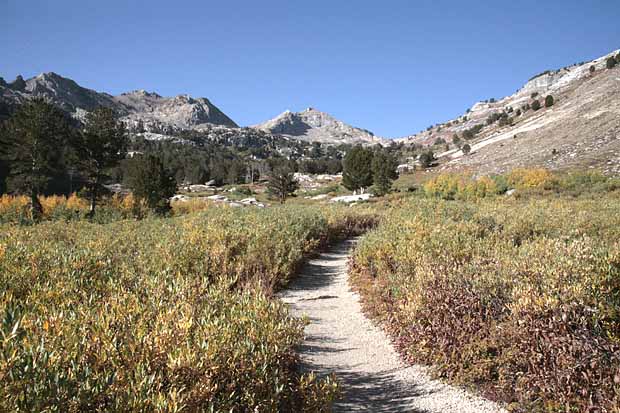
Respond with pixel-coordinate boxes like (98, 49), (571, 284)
(255, 107), (382, 145)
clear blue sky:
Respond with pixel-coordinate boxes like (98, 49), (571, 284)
(1, 0), (618, 137)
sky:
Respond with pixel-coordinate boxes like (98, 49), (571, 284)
(1, 0), (619, 137)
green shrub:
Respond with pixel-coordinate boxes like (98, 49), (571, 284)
(531, 99), (541, 111)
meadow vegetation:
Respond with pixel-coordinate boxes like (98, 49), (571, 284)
(350, 193), (620, 412)
(0, 204), (376, 412)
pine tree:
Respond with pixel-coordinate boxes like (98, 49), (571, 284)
(545, 95), (555, 108)
(418, 150), (435, 168)
(371, 150), (398, 196)
(342, 146), (373, 192)
(531, 99), (541, 111)
(73, 107), (127, 217)
(606, 57), (617, 69)
(267, 166), (298, 203)
(126, 154), (177, 215)
(0, 98), (70, 219)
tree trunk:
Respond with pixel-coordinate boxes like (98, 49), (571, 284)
(88, 181), (98, 218)
(30, 190), (43, 221)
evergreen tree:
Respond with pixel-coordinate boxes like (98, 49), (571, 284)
(10, 75), (26, 91)
(0, 98), (70, 219)
(73, 107), (127, 217)
(126, 154), (177, 215)
(545, 95), (555, 108)
(462, 143), (471, 155)
(606, 57), (617, 69)
(418, 150), (435, 168)
(267, 166), (298, 203)
(531, 99), (541, 111)
(0, 158), (8, 194)
(342, 146), (373, 192)
(371, 150), (398, 196)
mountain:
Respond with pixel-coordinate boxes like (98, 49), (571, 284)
(254, 107), (385, 145)
(400, 49), (620, 175)
(0, 72), (238, 130)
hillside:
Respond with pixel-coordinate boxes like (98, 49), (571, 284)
(254, 107), (386, 145)
(400, 49), (620, 175)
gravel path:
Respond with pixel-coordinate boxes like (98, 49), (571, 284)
(280, 238), (506, 413)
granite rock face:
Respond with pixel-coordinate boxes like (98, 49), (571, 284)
(255, 107), (384, 145)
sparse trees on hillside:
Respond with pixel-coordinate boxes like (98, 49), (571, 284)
(0, 98), (70, 219)
(126, 154), (177, 215)
(73, 107), (127, 217)
(606, 57), (617, 69)
(371, 150), (398, 196)
(342, 146), (374, 192)
(545, 95), (555, 108)
(531, 99), (541, 111)
(267, 166), (298, 203)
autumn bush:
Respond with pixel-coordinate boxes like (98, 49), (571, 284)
(0, 204), (377, 411)
(424, 169), (620, 200)
(349, 196), (620, 412)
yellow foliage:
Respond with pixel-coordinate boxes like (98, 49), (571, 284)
(507, 168), (556, 189)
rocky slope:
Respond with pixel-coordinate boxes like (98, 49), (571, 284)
(399, 49), (620, 175)
(0, 72), (238, 130)
(255, 107), (385, 145)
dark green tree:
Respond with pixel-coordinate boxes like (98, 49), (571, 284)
(544, 95), (555, 108)
(342, 146), (373, 192)
(371, 150), (398, 196)
(267, 166), (298, 203)
(606, 57), (617, 69)
(462, 143), (471, 155)
(452, 134), (461, 146)
(418, 150), (435, 168)
(126, 154), (177, 215)
(0, 98), (70, 219)
(531, 99), (541, 111)
(73, 107), (127, 217)
(10, 75), (26, 91)
(0, 158), (8, 194)
(589, 65), (596, 73)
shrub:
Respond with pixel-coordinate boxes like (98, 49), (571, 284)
(531, 99), (541, 111)
(462, 143), (471, 155)
(349, 196), (620, 412)
(589, 65), (596, 73)
(0, 205), (377, 411)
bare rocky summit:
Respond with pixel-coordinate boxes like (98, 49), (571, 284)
(255, 107), (386, 145)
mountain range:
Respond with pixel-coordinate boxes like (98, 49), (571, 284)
(2, 47), (620, 174)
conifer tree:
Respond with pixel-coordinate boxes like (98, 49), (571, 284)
(267, 166), (299, 203)
(126, 154), (177, 215)
(371, 150), (398, 196)
(0, 98), (70, 219)
(73, 107), (127, 217)
(342, 146), (373, 192)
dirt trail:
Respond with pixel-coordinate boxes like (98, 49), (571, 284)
(280, 238), (506, 413)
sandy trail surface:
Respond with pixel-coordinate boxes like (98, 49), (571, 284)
(280, 238), (506, 413)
